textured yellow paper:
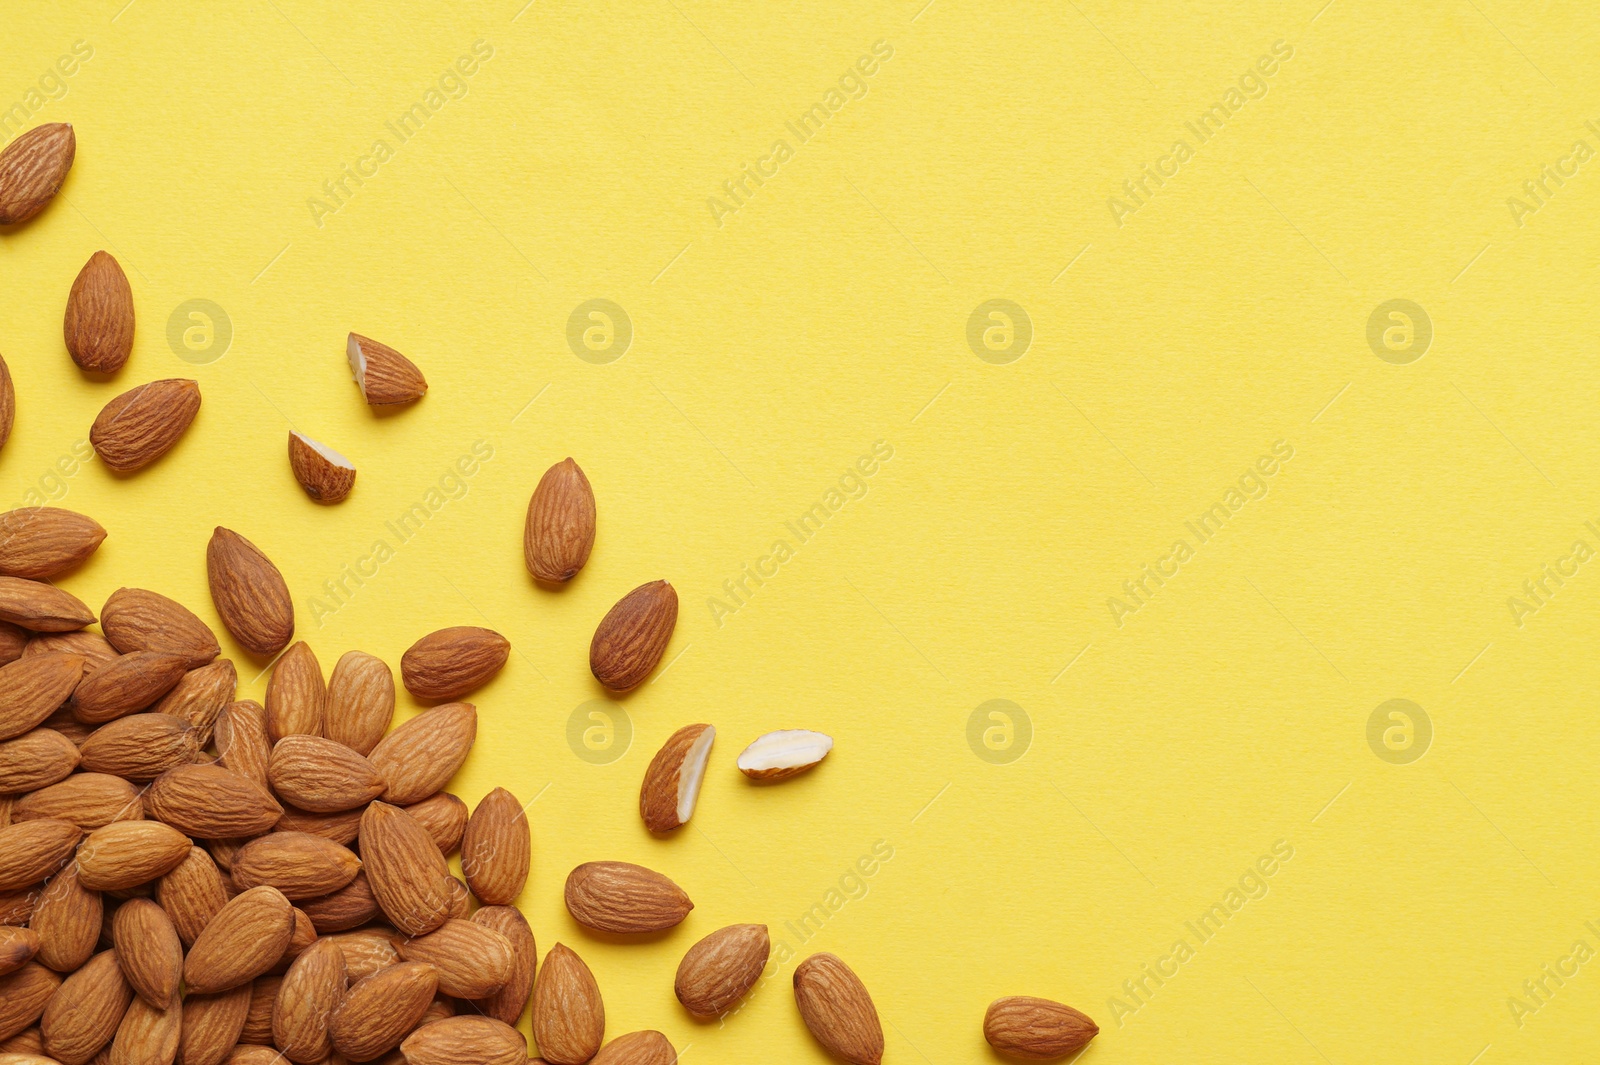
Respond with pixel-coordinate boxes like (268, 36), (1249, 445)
(3, 2), (1597, 1061)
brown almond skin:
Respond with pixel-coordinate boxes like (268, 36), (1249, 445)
(0, 886), (44, 926)
(564, 861), (693, 934)
(0, 653), (86, 740)
(592, 1031), (676, 1065)
(273, 936), (346, 1063)
(183, 885), (295, 994)
(0, 728), (80, 792)
(178, 984), (252, 1065)
(267, 734), (384, 813)
(590, 580), (678, 692)
(287, 431), (356, 504)
(396, 918), (513, 999)
(265, 641), (325, 742)
(101, 587), (219, 667)
(793, 953), (884, 1065)
(143, 763), (283, 838)
(229, 832), (361, 900)
(89, 378), (201, 473)
(78, 713), (197, 780)
(25, 630), (115, 669)
(75, 819), (191, 891)
(326, 928), (400, 983)
(38, 950), (127, 1063)
(64, 251), (135, 374)
(367, 702), (476, 805)
(213, 700), (271, 788)
(12, 773), (141, 830)
(324, 651), (393, 755)
(675, 923), (770, 1019)
(155, 846), (227, 947)
(983, 997), (1098, 1060)
(111, 898), (182, 1009)
(272, 805), (362, 846)
(269, 906), (317, 976)
(152, 659), (236, 747)
(0, 621), (27, 665)
(0, 354), (12, 454)
(30, 864), (100, 972)
(0, 926), (40, 976)
(470, 905), (536, 1025)
(0, 123), (75, 225)
(0, 962), (61, 1041)
(401, 1016), (524, 1065)
(328, 960), (437, 1061)
(110, 995), (181, 1065)
(71, 651), (191, 724)
(348, 333), (427, 406)
(400, 626), (509, 701)
(401, 793), (468, 855)
(461, 787), (529, 906)
(532, 943), (604, 1065)
(525, 458), (596, 584)
(240, 975), (280, 1043)
(0, 508), (106, 579)
(639, 722), (714, 833)
(0, 578), (94, 632)
(358, 802), (453, 937)
(0, 819), (81, 892)
(207, 528), (294, 656)
(299, 870), (377, 934)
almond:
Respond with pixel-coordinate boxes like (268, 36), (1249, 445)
(29, 864), (100, 972)
(400, 627), (509, 701)
(0, 355), (12, 453)
(155, 846), (227, 947)
(223, 1044), (285, 1064)
(324, 651), (392, 755)
(639, 723), (714, 833)
(0, 886), (43, 926)
(183, 886), (295, 994)
(563, 862), (692, 934)
(358, 802), (452, 937)
(347, 334), (427, 406)
(287, 432), (355, 504)
(0, 963), (60, 1042)
(0, 621), (27, 665)
(109, 995), (181, 1065)
(589, 580), (677, 692)
(272, 805), (361, 846)
(39, 706), (92, 746)
(470, 905), (536, 1026)
(674, 923), (769, 1019)
(396, 918), (513, 998)
(524, 458), (596, 584)
(460, 787), (529, 906)
(0, 123), (75, 225)
(367, 702), (475, 805)
(326, 928), (399, 983)
(110, 898), (182, 1008)
(0, 508), (106, 579)
(0, 580), (94, 633)
(531, 943), (604, 1065)
(272, 936), (346, 1063)
(177, 985), (252, 1065)
(89, 379), (201, 473)
(0, 654), (86, 740)
(270, 905), (317, 974)
(328, 960), (437, 1061)
(101, 588), (219, 668)
(443, 874), (471, 920)
(71, 652), (190, 724)
(591, 1031), (677, 1065)
(401, 793), (467, 855)
(400, 1016), (524, 1065)
(38, 950), (126, 1063)
(143, 764), (283, 838)
(78, 713), (197, 780)
(229, 832), (361, 900)
(27, 631), (116, 670)
(737, 729), (832, 781)
(299, 870), (376, 934)
(205, 837), (244, 873)
(0, 819), (80, 892)
(12, 774), (141, 830)
(213, 701), (270, 788)
(206, 528), (294, 657)
(63, 251), (134, 375)
(75, 820), (191, 891)
(265, 642), (324, 742)
(0, 728), (80, 792)
(982, 997), (1098, 1059)
(793, 954), (884, 1065)
(0, 927), (39, 977)
(267, 735), (383, 813)
(239, 975), (280, 1043)
(152, 659), (237, 747)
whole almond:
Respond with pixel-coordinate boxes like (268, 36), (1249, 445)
(0, 579), (94, 632)
(347, 333), (427, 406)
(591, 1031), (677, 1065)
(13, 773), (141, 830)
(0, 886), (44, 926)
(27, 630), (116, 670)
(524, 458), (596, 584)
(401, 793), (467, 855)
(324, 651), (392, 755)
(265, 642), (324, 742)
(78, 713), (197, 780)
(64, 251), (134, 374)
(183, 885), (294, 994)
(358, 802), (452, 937)
(0, 819), (80, 892)
(287, 432), (356, 504)
(213, 701), (270, 788)
(229, 832), (361, 900)
(240, 975), (280, 1043)
(470, 905), (536, 1026)
(0, 1026), (44, 1054)
(0, 621), (27, 665)
(0, 123), (75, 225)
(328, 960), (437, 1061)
(0, 355), (12, 453)
(207, 528), (294, 657)
(589, 580), (677, 692)
(0, 728), (80, 792)
(400, 627), (509, 701)
(0, 927), (39, 977)
(143, 764), (283, 838)
(267, 735), (384, 813)
(0, 654), (86, 740)
(327, 928), (400, 983)
(0, 508), (106, 579)
(30, 864), (100, 972)
(401, 1016), (523, 1065)
(205, 836), (244, 873)
(39, 706), (92, 746)
(675, 923), (769, 1019)
(982, 997), (1098, 1060)
(793, 953), (884, 1065)
(299, 870), (376, 934)
(111, 898), (182, 1008)
(89, 379), (201, 473)
(273, 936), (346, 1063)
(460, 787), (529, 906)
(178, 985), (252, 1065)
(444, 874), (472, 920)
(532, 943), (604, 1065)
(564, 861), (693, 934)
(153, 659), (236, 747)
(0, 963), (60, 1042)
(38, 950), (127, 1064)
(71, 651), (190, 724)
(639, 723), (714, 834)
(109, 995), (181, 1065)
(367, 702), (476, 805)
(155, 846), (227, 947)
(396, 918), (512, 999)
(271, 906), (317, 977)
(76, 820), (191, 891)
(101, 588), (219, 667)
(272, 805), (362, 846)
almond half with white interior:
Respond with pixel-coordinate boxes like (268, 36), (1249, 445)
(639, 723), (713, 834)
(737, 729), (833, 781)
(347, 333), (426, 406)
(288, 432), (355, 504)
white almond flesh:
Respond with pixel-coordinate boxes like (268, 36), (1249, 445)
(293, 432), (353, 471)
(737, 730), (833, 781)
(639, 723), (715, 833)
(346, 334), (369, 398)
(676, 725), (715, 823)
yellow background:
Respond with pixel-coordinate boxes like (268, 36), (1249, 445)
(3, 1), (1597, 1061)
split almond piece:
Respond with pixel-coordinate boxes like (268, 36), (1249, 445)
(564, 861), (693, 934)
(288, 431), (355, 504)
(89, 378), (200, 473)
(347, 333), (427, 406)
(793, 953), (884, 1065)
(590, 580), (677, 692)
(207, 527), (294, 657)
(737, 729), (833, 781)
(983, 996), (1099, 1060)
(0, 122), (75, 225)
(525, 458), (596, 584)
(639, 723), (714, 833)
(63, 250), (134, 374)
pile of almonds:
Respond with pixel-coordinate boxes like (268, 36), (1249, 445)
(0, 123), (1102, 1065)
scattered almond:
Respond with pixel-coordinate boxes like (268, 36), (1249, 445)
(206, 528), (294, 656)
(89, 379), (201, 473)
(347, 333), (427, 406)
(12, 773), (141, 829)
(183, 886), (295, 994)
(564, 861), (693, 934)
(273, 936), (346, 1063)
(0, 508), (106, 579)
(0, 926), (39, 977)
(38, 950), (127, 1063)
(71, 651), (190, 724)
(177, 984), (252, 1065)
(154, 846), (227, 948)
(324, 651), (393, 755)
(639, 723), (714, 833)
(101, 587), (219, 667)
(525, 458), (596, 584)
(152, 658), (237, 746)
(396, 917), (513, 998)
(27, 630), (115, 669)
(239, 975), (280, 1043)
(367, 702), (476, 805)
(982, 996), (1098, 1060)
(229, 831), (361, 901)
(77, 713), (197, 780)
(0, 580), (94, 632)
(358, 802), (453, 937)
(213, 700), (271, 788)
(675, 923), (770, 1019)
(299, 870), (377, 934)
(461, 787), (529, 906)
(402, 792), (467, 855)
(63, 251), (134, 374)
(109, 994), (181, 1065)
(0, 728), (80, 793)
(0, 963), (61, 1042)
(591, 1030), (677, 1065)
(793, 953), (884, 1065)
(737, 729), (833, 780)
(30, 864), (100, 972)
(0, 653), (86, 740)
(399, 1016), (524, 1065)
(531, 943), (605, 1065)
(110, 898), (182, 1008)
(470, 905), (536, 1025)
(143, 764), (283, 838)
(589, 580), (678, 692)
(75, 819), (190, 890)
(0, 123), (75, 225)
(267, 735), (384, 813)
(328, 960), (438, 1061)
(273, 805), (361, 846)
(0, 355), (12, 453)
(0, 819), (81, 892)
(265, 641), (325, 742)
(401, 627), (509, 701)
(287, 431), (356, 503)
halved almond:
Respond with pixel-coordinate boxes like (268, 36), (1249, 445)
(638, 723), (713, 834)
(347, 333), (426, 406)
(737, 729), (833, 781)
(288, 432), (355, 504)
